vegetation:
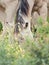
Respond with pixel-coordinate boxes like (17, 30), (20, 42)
(0, 21), (3, 32)
(0, 18), (49, 65)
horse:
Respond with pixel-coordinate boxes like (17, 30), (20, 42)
(14, 0), (33, 32)
(14, 0), (47, 40)
(14, 0), (34, 40)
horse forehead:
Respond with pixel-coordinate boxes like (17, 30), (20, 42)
(22, 16), (31, 23)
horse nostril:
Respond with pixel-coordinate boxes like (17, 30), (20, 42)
(25, 22), (28, 28)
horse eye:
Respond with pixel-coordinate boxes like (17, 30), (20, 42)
(25, 22), (28, 28)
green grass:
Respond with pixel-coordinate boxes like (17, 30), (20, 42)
(47, 17), (49, 23)
(0, 18), (49, 65)
(0, 21), (3, 32)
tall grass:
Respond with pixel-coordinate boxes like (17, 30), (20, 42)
(0, 18), (49, 65)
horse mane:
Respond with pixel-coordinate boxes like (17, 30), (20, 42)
(20, 0), (29, 16)
(15, 0), (30, 33)
(15, 0), (29, 23)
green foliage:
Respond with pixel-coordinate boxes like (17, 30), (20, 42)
(47, 17), (49, 23)
(0, 21), (3, 32)
(37, 25), (49, 34)
(37, 17), (43, 25)
(0, 31), (49, 65)
(0, 18), (49, 65)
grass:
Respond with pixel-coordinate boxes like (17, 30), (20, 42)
(0, 18), (49, 65)
(0, 21), (3, 33)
